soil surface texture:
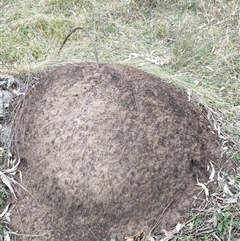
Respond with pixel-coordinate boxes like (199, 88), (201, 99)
(12, 63), (224, 241)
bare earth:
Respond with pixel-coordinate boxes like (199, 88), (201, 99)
(11, 63), (225, 241)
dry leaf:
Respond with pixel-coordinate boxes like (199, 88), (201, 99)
(187, 90), (191, 101)
(175, 223), (183, 233)
(216, 200), (229, 209)
(4, 158), (21, 175)
(18, 170), (23, 183)
(0, 171), (34, 199)
(224, 193), (240, 204)
(0, 203), (11, 218)
(4, 212), (10, 223)
(217, 125), (226, 140)
(152, 230), (172, 241)
(160, 230), (174, 240)
(0, 171), (17, 199)
(228, 179), (235, 186)
(124, 237), (134, 241)
(196, 178), (209, 199)
(211, 213), (218, 228)
(4, 232), (10, 241)
(147, 236), (155, 241)
(189, 222), (194, 230)
(223, 184), (233, 196)
(209, 161), (215, 181)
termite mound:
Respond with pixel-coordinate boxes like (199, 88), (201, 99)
(12, 63), (224, 241)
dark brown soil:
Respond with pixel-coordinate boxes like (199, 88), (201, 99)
(12, 63), (225, 241)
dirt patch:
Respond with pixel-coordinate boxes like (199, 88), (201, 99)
(11, 63), (225, 240)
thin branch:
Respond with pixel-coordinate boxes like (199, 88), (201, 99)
(7, 230), (52, 237)
(88, 226), (100, 241)
(58, 27), (99, 68)
(0, 59), (9, 69)
(149, 191), (180, 234)
(0, 58), (20, 73)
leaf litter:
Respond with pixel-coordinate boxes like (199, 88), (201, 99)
(0, 74), (33, 240)
(124, 161), (240, 240)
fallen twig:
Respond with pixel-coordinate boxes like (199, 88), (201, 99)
(58, 27), (99, 68)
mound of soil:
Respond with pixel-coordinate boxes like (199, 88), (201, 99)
(12, 63), (224, 241)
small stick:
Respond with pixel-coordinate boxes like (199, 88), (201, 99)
(0, 58), (20, 73)
(7, 230), (52, 237)
(0, 58), (9, 69)
(58, 27), (99, 68)
(148, 191), (180, 235)
(88, 226), (100, 241)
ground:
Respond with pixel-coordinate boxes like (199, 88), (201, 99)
(11, 63), (226, 241)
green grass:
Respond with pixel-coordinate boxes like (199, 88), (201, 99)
(0, 189), (8, 239)
(1, 0), (240, 240)
(174, 168), (240, 240)
(0, 188), (8, 209)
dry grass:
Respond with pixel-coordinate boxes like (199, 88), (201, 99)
(1, 0), (240, 240)
(1, 0), (239, 148)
